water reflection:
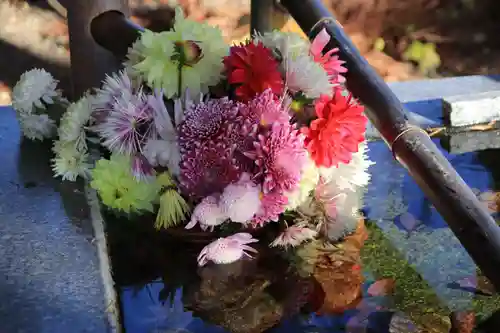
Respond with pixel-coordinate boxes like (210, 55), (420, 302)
(109, 136), (500, 333)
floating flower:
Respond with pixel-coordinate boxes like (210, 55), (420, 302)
(58, 95), (94, 149)
(285, 156), (319, 210)
(270, 225), (317, 248)
(224, 41), (283, 101)
(17, 113), (56, 141)
(310, 28), (347, 86)
(219, 173), (261, 223)
(90, 154), (161, 214)
(130, 7), (228, 98)
(197, 233), (258, 266)
(247, 122), (307, 194)
(185, 195), (226, 231)
(284, 54), (333, 99)
(319, 142), (374, 192)
(12, 68), (61, 114)
(245, 89), (290, 126)
(302, 91), (367, 168)
(51, 140), (92, 181)
(253, 30), (309, 60)
(156, 172), (190, 229)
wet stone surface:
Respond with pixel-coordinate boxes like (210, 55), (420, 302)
(0, 107), (109, 333)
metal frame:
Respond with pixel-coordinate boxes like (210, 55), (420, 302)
(64, 0), (500, 290)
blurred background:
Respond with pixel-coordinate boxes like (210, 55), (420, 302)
(1, 0), (499, 105)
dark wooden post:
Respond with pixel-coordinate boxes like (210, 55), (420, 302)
(66, 0), (130, 98)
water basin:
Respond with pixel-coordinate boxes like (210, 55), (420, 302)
(104, 131), (500, 333)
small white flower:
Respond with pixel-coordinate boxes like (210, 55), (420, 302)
(253, 31), (309, 60)
(285, 157), (319, 210)
(52, 140), (92, 181)
(18, 113), (56, 141)
(319, 143), (374, 192)
(58, 95), (94, 149)
(284, 54), (333, 99)
(12, 68), (61, 114)
(270, 225), (318, 248)
(143, 139), (181, 176)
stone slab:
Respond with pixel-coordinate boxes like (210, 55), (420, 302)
(448, 129), (500, 155)
(0, 106), (112, 333)
(443, 91), (500, 127)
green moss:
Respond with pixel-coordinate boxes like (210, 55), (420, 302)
(361, 222), (500, 329)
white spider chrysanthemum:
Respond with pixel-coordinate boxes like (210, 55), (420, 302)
(284, 54), (333, 99)
(52, 140), (92, 181)
(253, 30), (309, 60)
(93, 70), (135, 111)
(18, 113), (56, 141)
(58, 95), (94, 149)
(319, 143), (374, 192)
(129, 7), (228, 99)
(12, 68), (61, 114)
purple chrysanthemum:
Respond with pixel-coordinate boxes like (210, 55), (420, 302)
(243, 89), (291, 126)
(96, 90), (158, 156)
(93, 70), (135, 124)
(178, 97), (240, 147)
(246, 122), (307, 194)
(179, 140), (241, 199)
(132, 154), (155, 180)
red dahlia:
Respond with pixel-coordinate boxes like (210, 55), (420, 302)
(301, 91), (367, 168)
(223, 42), (284, 102)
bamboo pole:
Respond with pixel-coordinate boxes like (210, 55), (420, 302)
(65, 0), (130, 97)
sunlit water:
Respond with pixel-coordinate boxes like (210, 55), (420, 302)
(104, 135), (500, 333)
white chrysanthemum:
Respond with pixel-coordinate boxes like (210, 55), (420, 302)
(52, 140), (92, 181)
(284, 54), (333, 99)
(270, 225), (318, 248)
(285, 157), (319, 210)
(129, 7), (229, 99)
(12, 68), (61, 114)
(253, 30), (309, 60)
(319, 143), (374, 192)
(58, 95), (94, 149)
(18, 113), (56, 141)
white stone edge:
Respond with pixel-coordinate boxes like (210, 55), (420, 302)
(85, 184), (122, 333)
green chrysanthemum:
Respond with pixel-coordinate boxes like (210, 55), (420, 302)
(90, 154), (161, 214)
(128, 7), (228, 99)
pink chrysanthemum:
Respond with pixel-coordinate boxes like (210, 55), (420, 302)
(246, 122), (307, 194)
(252, 191), (288, 226)
(178, 97), (240, 145)
(179, 140), (241, 198)
(243, 89), (291, 126)
(197, 233), (258, 266)
(270, 225), (318, 248)
(310, 28), (347, 86)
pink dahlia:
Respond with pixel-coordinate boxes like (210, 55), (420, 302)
(302, 91), (367, 168)
(186, 195), (227, 231)
(243, 89), (291, 126)
(310, 28), (347, 86)
(252, 191), (288, 226)
(246, 122), (307, 194)
(179, 140), (241, 199)
(178, 97), (240, 145)
(219, 173), (261, 223)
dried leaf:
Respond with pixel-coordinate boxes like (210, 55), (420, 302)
(367, 278), (396, 297)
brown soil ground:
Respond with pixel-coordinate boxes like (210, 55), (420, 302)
(0, 0), (499, 104)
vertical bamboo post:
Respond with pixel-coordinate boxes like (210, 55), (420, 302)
(66, 0), (130, 98)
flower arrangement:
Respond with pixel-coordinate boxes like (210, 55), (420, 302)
(10, 7), (373, 267)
